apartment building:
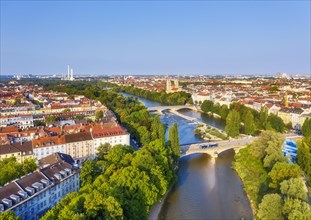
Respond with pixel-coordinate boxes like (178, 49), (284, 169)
(91, 124), (130, 153)
(0, 142), (33, 163)
(32, 136), (66, 160)
(64, 132), (94, 162)
(0, 115), (34, 129)
(0, 153), (80, 220)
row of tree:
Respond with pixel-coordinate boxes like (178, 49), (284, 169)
(119, 85), (193, 105)
(233, 131), (311, 219)
(201, 100), (287, 137)
(32, 81), (181, 219)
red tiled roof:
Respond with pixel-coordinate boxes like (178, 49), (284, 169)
(0, 126), (19, 133)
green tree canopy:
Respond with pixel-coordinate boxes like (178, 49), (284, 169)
(296, 137), (311, 182)
(268, 162), (301, 189)
(80, 160), (100, 187)
(0, 211), (21, 220)
(201, 100), (214, 113)
(219, 104), (229, 120)
(282, 198), (311, 220)
(168, 123), (180, 164)
(74, 115), (85, 120)
(95, 110), (104, 120)
(280, 178), (307, 201)
(244, 110), (256, 135)
(257, 194), (283, 220)
(301, 118), (311, 137)
(225, 110), (241, 137)
(96, 143), (112, 160)
(267, 114), (285, 133)
(0, 157), (37, 186)
(45, 115), (57, 124)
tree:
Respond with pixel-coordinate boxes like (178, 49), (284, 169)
(301, 118), (311, 137)
(233, 147), (269, 206)
(33, 120), (46, 127)
(267, 114), (285, 133)
(168, 123), (180, 163)
(80, 160), (99, 186)
(0, 211), (21, 220)
(95, 110), (104, 120)
(257, 194), (283, 220)
(249, 130), (285, 170)
(280, 178), (307, 201)
(219, 104), (229, 119)
(0, 157), (37, 186)
(259, 107), (269, 129)
(96, 143), (112, 160)
(297, 137), (311, 182)
(201, 100), (214, 113)
(21, 158), (37, 174)
(268, 162), (301, 189)
(74, 115), (84, 120)
(244, 110), (256, 135)
(84, 191), (123, 219)
(225, 110), (240, 137)
(282, 198), (311, 220)
(45, 115), (57, 124)
(63, 108), (71, 112)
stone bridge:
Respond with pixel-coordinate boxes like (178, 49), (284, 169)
(179, 133), (303, 162)
(147, 105), (198, 115)
(180, 137), (254, 161)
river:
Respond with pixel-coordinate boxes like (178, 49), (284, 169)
(121, 92), (253, 220)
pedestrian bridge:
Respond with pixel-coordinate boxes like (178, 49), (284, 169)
(147, 105), (198, 114)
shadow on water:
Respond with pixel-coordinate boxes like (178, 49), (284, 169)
(159, 151), (253, 220)
(119, 92), (253, 220)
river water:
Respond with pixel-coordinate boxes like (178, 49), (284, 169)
(121, 92), (253, 220)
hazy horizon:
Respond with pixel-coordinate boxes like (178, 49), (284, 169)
(1, 1), (310, 76)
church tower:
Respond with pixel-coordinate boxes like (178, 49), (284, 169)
(166, 79), (172, 92)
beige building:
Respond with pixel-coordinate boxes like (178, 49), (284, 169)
(0, 142), (33, 163)
(64, 132), (94, 162)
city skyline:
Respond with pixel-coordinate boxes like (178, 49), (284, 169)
(1, 1), (310, 76)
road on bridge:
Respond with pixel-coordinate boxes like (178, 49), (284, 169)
(180, 136), (255, 155)
(180, 133), (303, 157)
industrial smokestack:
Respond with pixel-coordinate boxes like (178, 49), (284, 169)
(70, 68), (73, 80)
(67, 65), (70, 80)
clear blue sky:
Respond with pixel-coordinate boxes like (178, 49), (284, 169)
(1, 1), (310, 76)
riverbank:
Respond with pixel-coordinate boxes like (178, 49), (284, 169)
(233, 167), (257, 217)
(121, 92), (253, 219)
(195, 123), (228, 140)
(148, 185), (172, 220)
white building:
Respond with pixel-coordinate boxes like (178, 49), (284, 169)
(191, 93), (211, 104)
(32, 136), (66, 160)
(0, 153), (80, 220)
(91, 124), (130, 153)
(0, 115), (34, 128)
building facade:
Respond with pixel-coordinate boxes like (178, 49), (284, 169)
(0, 153), (80, 220)
(0, 115), (34, 129)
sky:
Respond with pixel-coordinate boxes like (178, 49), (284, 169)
(1, 1), (310, 76)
